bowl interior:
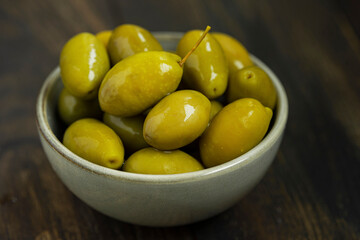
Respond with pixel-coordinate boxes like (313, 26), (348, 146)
(37, 32), (288, 183)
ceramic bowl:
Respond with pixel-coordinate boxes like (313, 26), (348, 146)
(36, 32), (288, 227)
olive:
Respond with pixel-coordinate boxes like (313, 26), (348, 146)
(176, 30), (228, 99)
(63, 118), (124, 169)
(103, 113), (149, 153)
(60, 32), (110, 99)
(143, 90), (211, 150)
(123, 148), (204, 174)
(96, 30), (112, 47)
(200, 98), (273, 168)
(228, 66), (277, 109)
(98, 51), (182, 117)
(212, 32), (253, 74)
(107, 24), (162, 65)
(209, 100), (223, 121)
(58, 88), (102, 125)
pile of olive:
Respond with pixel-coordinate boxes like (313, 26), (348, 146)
(58, 24), (276, 174)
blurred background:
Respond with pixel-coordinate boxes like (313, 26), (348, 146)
(1, 0), (359, 239)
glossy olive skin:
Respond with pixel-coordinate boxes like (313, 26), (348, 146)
(63, 118), (124, 169)
(200, 98), (273, 168)
(98, 51), (183, 117)
(58, 88), (102, 125)
(96, 30), (112, 47)
(143, 90), (211, 150)
(176, 30), (228, 99)
(60, 32), (110, 99)
(212, 32), (253, 75)
(209, 100), (223, 121)
(107, 24), (163, 65)
(228, 66), (277, 109)
(103, 113), (149, 153)
(123, 148), (204, 174)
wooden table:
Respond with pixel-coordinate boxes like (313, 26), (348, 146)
(1, 0), (359, 239)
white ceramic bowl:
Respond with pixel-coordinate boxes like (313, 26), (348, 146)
(36, 32), (288, 227)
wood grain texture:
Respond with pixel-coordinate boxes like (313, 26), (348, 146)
(0, 0), (359, 239)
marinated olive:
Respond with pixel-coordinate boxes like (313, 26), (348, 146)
(58, 88), (102, 125)
(209, 100), (223, 121)
(63, 118), (124, 169)
(60, 32), (110, 99)
(212, 32), (253, 74)
(123, 148), (204, 174)
(200, 98), (273, 168)
(96, 30), (112, 47)
(143, 90), (211, 150)
(103, 113), (149, 153)
(228, 66), (277, 109)
(107, 24), (163, 65)
(98, 51), (182, 117)
(176, 30), (228, 99)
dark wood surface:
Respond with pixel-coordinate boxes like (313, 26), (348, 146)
(1, 0), (359, 239)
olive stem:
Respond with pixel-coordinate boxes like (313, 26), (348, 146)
(178, 25), (211, 67)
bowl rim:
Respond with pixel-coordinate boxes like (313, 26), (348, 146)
(36, 32), (288, 184)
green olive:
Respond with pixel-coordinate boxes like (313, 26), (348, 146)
(103, 113), (149, 153)
(96, 30), (112, 48)
(212, 32), (253, 74)
(228, 66), (277, 109)
(60, 32), (110, 99)
(58, 88), (102, 125)
(200, 98), (273, 168)
(123, 148), (204, 174)
(176, 30), (228, 99)
(143, 90), (211, 150)
(209, 100), (223, 121)
(98, 51), (182, 117)
(107, 24), (163, 65)
(63, 118), (124, 169)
